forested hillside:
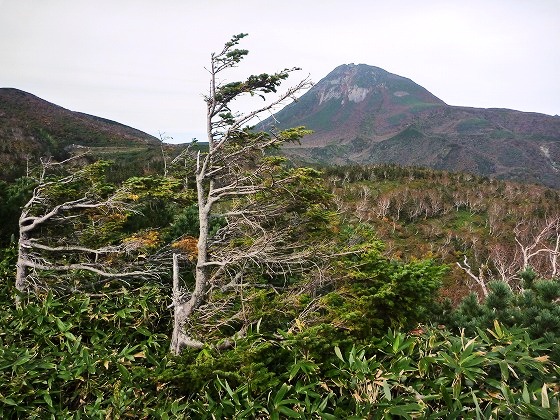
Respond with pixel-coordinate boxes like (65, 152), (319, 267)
(0, 35), (558, 418)
(322, 164), (560, 302)
(0, 88), (174, 181)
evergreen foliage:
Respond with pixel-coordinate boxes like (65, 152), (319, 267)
(0, 178), (34, 247)
(442, 274), (560, 363)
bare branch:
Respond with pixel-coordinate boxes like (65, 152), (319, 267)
(456, 255), (489, 297)
(24, 260), (156, 279)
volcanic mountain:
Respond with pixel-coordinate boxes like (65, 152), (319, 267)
(262, 64), (560, 188)
(0, 88), (162, 180)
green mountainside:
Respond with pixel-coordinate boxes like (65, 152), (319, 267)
(0, 88), (166, 180)
(260, 64), (560, 189)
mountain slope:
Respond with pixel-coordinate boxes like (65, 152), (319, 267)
(261, 64), (560, 188)
(0, 88), (162, 180)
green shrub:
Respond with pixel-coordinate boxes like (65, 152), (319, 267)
(444, 276), (560, 363)
(187, 323), (559, 418)
(323, 245), (446, 338)
(0, 284), (188, 418)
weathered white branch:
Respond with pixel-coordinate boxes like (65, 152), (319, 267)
(456, 255), (489, 297)
(24, 260), (155, 279)
(25, 240), (122, 255)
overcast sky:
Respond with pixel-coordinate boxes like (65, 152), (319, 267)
(1, 0), (559, 143)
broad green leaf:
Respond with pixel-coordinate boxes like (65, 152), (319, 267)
(1, 398), (17, 406)
(440, 385), (453, 408)
(55, 318), (67, 332)
(499, 361), (509, 381)
(493, 320), (503, 338)
(541, 383), (550, 409)
(459, 353), (484, 368)
(273, 383), (290, 406)
(471, 391), (482, 420)
(388, 404), (422, 419)
(522, 382), (530, 404)
(393, 334), (401, 353)
(334, 346), (344, 362)
(318, 395), (330, 412)
(382, 380), (392, 401)
(278, 405), (302, 418)
(117, 363), (130, 381)
(63, 331), (76, 341)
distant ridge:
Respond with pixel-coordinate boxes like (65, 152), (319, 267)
(0, 88), (161, 180)
(261, 64), (560, 188)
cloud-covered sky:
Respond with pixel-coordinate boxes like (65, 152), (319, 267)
(1, 0), (559, 143)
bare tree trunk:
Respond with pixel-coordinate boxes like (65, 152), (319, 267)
(15, 229), (29, 307)
(550, 232), (559, 278)
(170, 172), (212, 354)
(191, 172), (212, 313)
(171, 253), (192, 354)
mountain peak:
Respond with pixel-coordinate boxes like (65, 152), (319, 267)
(262, 64), (445, 143)
(317, 63), (444, 106)
(263, 64), (560, 189)
(329, 62), (389, 75)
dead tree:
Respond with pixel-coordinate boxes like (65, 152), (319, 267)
(514, 217), (560, 277)
(170, 34), (328, 354)
(15, 157), (159, 306)
(488, 243), (521, 286)
(456, 217), (560, 297)
(456, 255), (491, 298)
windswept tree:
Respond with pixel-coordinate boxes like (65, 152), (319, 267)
(170, 34), (335, 353)
(15, 156), (168, 306)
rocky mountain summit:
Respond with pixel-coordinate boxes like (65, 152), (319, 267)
(262, 64), (560, 188)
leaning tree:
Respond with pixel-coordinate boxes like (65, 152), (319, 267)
(14, 156), (168, 306)
(170, 34), (335, 353)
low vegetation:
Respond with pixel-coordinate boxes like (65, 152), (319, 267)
(1, 274), (557, 417)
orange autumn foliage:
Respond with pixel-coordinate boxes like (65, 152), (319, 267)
(172, 236), (198, 260)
